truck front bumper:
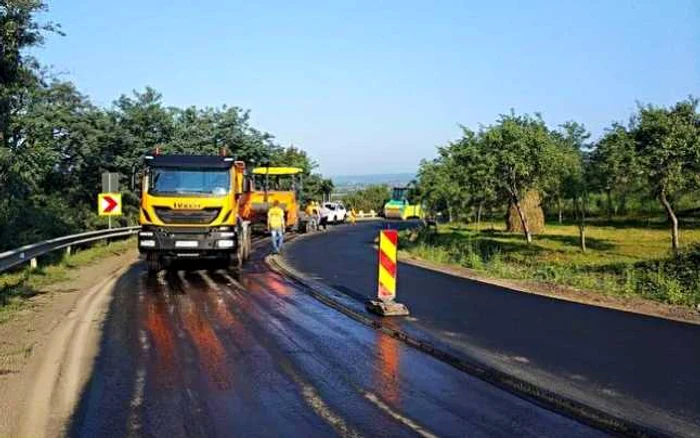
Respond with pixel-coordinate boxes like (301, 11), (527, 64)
(138, 226), (237, 257)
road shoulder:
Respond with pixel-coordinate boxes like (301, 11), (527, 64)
(0, 248), (139, 437)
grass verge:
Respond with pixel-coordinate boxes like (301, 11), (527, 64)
(401, 221), (700, 308)
(0, 238), (135, 323)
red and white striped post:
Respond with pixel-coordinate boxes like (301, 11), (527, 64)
(367, 229), (410, 316)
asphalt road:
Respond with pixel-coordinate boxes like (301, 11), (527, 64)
(67, 243), (601, 437)
(284, 221), (700, 437)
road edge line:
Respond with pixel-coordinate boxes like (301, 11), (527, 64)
(266, 254), (668, 438)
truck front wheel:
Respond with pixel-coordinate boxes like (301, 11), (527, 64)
(146, 252), (162, 274)
(230, 232), (245, 270)
(244, 229), (252, 261)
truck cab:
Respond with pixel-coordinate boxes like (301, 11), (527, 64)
(137, 153), (251, 272)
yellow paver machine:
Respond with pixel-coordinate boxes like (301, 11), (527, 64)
(238, 166), (304, 232)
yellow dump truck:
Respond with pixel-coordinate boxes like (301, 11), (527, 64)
(136, 153), (252, 272)
(238, 166), (303, 232)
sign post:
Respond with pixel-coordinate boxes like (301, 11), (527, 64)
(366, 229), (410, 316)
(101, 172), (120, 229)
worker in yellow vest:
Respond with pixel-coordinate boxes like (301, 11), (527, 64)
(267, 200), (286, 254)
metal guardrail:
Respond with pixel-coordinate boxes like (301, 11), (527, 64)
(0, 226), (140, 274)
(357, 210), (378, 218)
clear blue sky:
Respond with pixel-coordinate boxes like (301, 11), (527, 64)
(37, 0), (699, 176)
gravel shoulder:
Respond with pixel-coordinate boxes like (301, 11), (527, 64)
(0, 248), (138, 437)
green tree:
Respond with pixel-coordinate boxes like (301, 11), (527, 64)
(0, 0), (60, 148)
(556, 130), (589, 251)
(482, 112), (558, 243)
(343, 185), (390, 213)
(270, 145), (317, 175)
(447, 126), (499, 228)
(550, 121), (590, 223)
(416, 157), (461, 221)
(589, 123), (638, 220)
(633, 98), (700, 253)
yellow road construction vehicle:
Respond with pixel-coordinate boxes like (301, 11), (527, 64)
(238, 166), (303, 232)
(136, 153), (252, 272)
(383, 186), (424, 220)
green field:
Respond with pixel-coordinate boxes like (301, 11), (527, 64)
(401, 221), (700, 307)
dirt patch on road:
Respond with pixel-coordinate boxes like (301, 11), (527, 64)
(399, 252), (700, 326)
(0, 248), (139, 437)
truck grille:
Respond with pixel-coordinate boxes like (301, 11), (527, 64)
(154, 207), (221, 224)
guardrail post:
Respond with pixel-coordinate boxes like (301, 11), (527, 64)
(30, 258), (38, 270)
(65, 246), (72, 256)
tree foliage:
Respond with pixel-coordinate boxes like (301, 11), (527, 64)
(633, 98), (700, 252)
(343, 185), (390, 213)
(416, 101), (700, 251)
(0, 1), (323, 250)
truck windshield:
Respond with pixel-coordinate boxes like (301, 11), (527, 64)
(149, 168), (230, 196)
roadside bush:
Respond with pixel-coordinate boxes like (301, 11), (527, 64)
(634, 244), (700, 306)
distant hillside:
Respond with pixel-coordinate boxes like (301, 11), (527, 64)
(332, 173), (415, 188)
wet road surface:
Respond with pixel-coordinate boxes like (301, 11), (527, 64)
(68, 246), (603, 437)
(284, 221), (700, 436)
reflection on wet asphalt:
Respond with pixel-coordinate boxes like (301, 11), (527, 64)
(68, 251), (605, 438)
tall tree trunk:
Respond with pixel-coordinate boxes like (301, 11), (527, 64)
(476, 202), (483, 231)
(512, 197), (532, 243)
(659, 190), (679, 254)
(576, 196), (587, 252)
(558, 195), (563, 224)
(606, 188), (613, 222)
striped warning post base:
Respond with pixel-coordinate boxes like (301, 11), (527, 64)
(367, 229), (410, 316)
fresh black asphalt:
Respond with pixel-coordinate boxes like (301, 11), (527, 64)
(284, 220), (700, 437)
(68, 240), (600, 437)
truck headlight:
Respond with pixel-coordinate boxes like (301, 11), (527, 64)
(139, 231), (154, 237)
(217, 240), (234, 248)
(140, 240), (156, 247)
(219, 232), (235, 238)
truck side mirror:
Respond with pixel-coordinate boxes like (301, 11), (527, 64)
(234, 161), (245, 195)
(130, 166), (142, 195)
